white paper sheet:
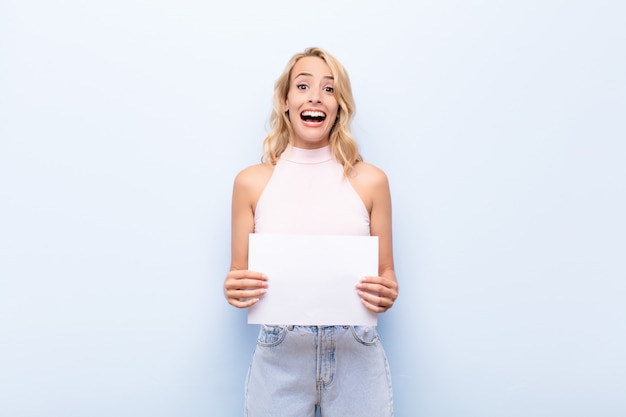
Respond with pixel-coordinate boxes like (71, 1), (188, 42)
(247, 234), (378, 326)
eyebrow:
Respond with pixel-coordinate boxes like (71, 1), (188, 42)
(294, 72), (334, 80)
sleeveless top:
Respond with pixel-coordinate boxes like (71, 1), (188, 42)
(254, 145), (370, 236)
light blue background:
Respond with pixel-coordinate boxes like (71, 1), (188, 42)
(1, 1), (625, 416)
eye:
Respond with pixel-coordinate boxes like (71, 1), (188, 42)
(324, 86), (334, 93)
(296, 83), (308, 90)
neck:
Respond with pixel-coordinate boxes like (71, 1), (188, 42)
(282, 144), (333, 164)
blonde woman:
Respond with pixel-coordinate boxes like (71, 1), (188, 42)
(224, 47), (398, 417)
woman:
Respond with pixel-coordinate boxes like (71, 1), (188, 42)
(224, 47), (398, 417)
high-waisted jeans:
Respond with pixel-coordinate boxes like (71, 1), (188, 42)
(245, 325), (393, 417)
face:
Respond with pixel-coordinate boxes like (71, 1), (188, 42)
(283, 56), (339, 149)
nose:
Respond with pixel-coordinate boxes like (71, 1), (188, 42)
(308, 88), (321, 103)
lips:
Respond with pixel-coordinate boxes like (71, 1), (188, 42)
(300, 110), (327, 124)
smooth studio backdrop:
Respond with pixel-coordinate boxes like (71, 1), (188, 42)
(1, 1), (625, 416)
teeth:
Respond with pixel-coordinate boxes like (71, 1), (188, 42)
(301, 111), (326, 118)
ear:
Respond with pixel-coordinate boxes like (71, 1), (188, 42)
(283, 98), (289, 112)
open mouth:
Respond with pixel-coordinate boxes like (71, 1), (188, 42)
(300, 110), (326, 123)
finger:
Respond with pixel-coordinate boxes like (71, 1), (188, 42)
(356, 281), (383, 293)
(356, 283), (396, 302)
(226, 288), (267, 300)
(360, 297), (389, 313)
(227, 270), (268, 282)
(357, 279), (398, 300)
(228, 296), (262, 309)
(360, 275), (385, 284)
(357, 289), (393, 310)
(360, 276), (398, 290)
(225, 278), (269, 291)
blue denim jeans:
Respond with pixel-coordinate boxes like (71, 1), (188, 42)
(245, 325), (393, 417)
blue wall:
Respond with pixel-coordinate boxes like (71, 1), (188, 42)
(1, 1), (625, 416)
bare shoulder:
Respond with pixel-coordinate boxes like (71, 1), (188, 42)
(350, 161), (390, 189)
(234, 163), (274, 189)
(349, 162), (391, 212)
(232, 163), (274, 208)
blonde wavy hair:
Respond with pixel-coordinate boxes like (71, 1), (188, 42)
(262, 47), (362, 175)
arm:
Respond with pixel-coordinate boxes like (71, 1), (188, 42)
(223, 165), (272, 308)
(351, 164), (399, 313)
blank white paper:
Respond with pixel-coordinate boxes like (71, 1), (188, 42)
(247, 233), (378, 326)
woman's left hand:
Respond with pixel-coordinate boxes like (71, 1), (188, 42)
(356, 276), (399, 313)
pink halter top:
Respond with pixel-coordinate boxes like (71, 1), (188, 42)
(254, 145), (370, 236)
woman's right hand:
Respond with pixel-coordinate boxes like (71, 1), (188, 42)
(224, 270), (268, 308)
